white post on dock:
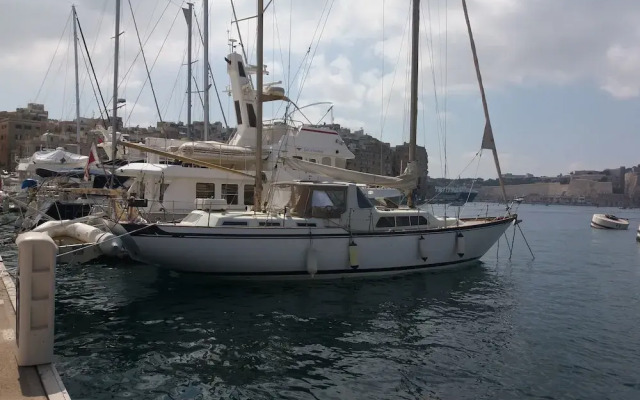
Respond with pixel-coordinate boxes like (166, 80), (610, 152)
(15, 232), (57, 367)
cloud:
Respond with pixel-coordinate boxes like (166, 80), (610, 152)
(600, 45), (640, 99)
(1, 0), (640, 178)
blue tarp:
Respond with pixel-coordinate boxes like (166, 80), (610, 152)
(21, 179), (38, 189)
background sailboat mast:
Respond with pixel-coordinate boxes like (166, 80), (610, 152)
(203, 0), (210, 141)
(407, 0), (420, 208)
(184, 3), (193, 140)
(111, 0), (121, 188)
(72, 5), (80, 145)
(254, 0), (264, 209)
(461, 0), (508, 204)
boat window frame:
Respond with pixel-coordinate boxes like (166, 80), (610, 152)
(244, 184), (255, 206)
(288, 184), (347, 219)
(237, 61), (246, 78)
(246, 103), (257, 128)
(234, 101), (242, 125)
(222, 183), (239, 205)
(196, 182), (215, 199)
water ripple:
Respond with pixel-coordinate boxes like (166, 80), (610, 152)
(2, 207), (640, 399)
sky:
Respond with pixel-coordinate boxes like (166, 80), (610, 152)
(1, 0), (639, 179)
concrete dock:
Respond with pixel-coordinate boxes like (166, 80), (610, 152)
(0, 255), (70, 400)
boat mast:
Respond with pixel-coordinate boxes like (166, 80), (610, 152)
(72, 5), (81, 146)
(184, 3), (193, 140)
(407, 0), (420, 208)
(254, 0), (264, 209)
(203, 0), (209, 141)
(111, 0), (121, 188)
(461, 0), (508, 204)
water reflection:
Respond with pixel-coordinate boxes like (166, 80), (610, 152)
(54, 263), (513, 399)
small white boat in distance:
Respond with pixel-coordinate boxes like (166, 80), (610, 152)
(591, 214), (629, 230)
(636, 224), (640, 241)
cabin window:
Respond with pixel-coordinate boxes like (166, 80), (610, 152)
(309, 158), (317, 163)
(222, 184), (239, 205)
(410, 216), (428, 226)
(356, 188), (373, 208)
(396, 216), (411, 227)
(222, 221), (247, 226)
(234, 101), (242, 125)
(292, 156), (302, 160)
(259, 221), (281, 226)
(182, 213), (201, 224)
(376, 217), (395, 228)
(321, 157), (332, 166)
(238, 61), (246, 77)
(196, 182), (215, 199)
(244, 185), (254, 206)
(289, 185), (347, 218)
(246, 104), (257, 128)
(297, 222), (316, 227)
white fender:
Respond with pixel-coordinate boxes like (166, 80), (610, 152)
(418, 236), (428, 261)
(348, 241), (359, 269)
(455, 232), (465, 258)
(306, 246), (318, 277)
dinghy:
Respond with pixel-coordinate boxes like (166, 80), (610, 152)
(31, 218), (124, 263)
(590, 214), (629, 230)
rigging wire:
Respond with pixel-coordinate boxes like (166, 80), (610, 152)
(119, 0), (174, 91)
(425, 149), (481, 203)
(127, 0), (164, 123)
(193, 8), (230, 130)
(229, 0), (249, 64)
(77, 15), (111, 124)
(126, 3), (185, 125)
(443, 0), (449, 180)
(379, 0), (385, 175)
(287, 0), (292, 95)
(458, 150), (483, 216)
(78, 40), (107, 123)
(60, 24), (72, 121)
(34, 12), (72, 103)
(295, 0), (334, 104)
(286, 0), (330, 103)
(162, 46), (188, 119)
(380, 4), (412, 141)
(423, 0), (443, 177)
(270, 1), (297, 119)
(78, 1), (107, 119)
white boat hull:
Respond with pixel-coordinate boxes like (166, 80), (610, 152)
(590, 214), (629, 230)
(118, 217), (514, 278)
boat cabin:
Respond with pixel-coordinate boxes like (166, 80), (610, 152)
(178, 181), (460, 231)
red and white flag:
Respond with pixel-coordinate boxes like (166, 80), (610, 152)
(84, 143), (99, 181)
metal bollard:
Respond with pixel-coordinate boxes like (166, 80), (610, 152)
(15, 232), (57, 366)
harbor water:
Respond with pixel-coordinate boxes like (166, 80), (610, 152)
(2, 203), (640, 399)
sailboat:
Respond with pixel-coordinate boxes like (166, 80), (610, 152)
(116, 0), (516, 278)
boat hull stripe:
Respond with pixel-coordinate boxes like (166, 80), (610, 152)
(164, 257), (481, 277)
